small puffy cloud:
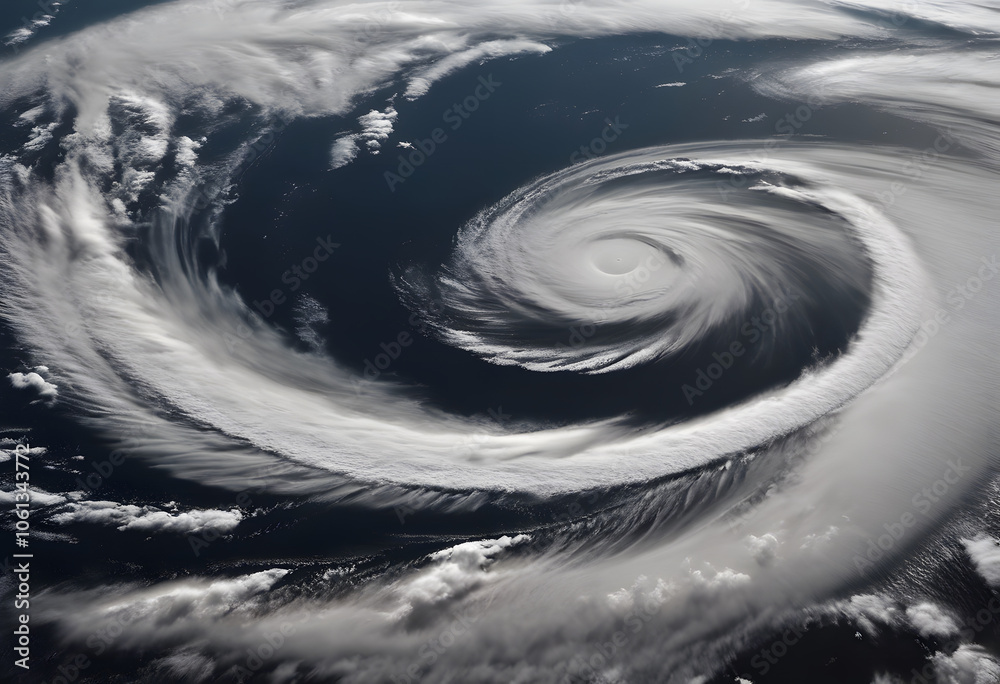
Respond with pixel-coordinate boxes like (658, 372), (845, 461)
(745, 533), (780, 565)
(3, 13), (54, 47)
(830, 594), (960, 644)
(426, 533), (530, 567)
(688, 564), (751, 590)
(839, 594), (901, 636)
(931, 644), (1000, 684)
(906, 602), (960, 639)
(8, 368), (58, 405)
(870, 675), (902, 684)
(607, 574), (674, 613)
(357, 106), (397, 153)
(962, 536), (1000, 587)
(396, 534), (529, 618)
(801, 525), (839, 549)
(329, 133), (359, 169)
(50, 500), (243, 535)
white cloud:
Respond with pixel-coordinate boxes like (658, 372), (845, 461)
(49, 500), (243, 535)
(329, 133), (359, 169)
(906, 602), (959, 639)
(800, 525), (839, 549)
(8, 368), (58, 405)
(607, 574), (675, 611)
(745, 533), (780, 565)
(931, 644), (1000, 684)
(825, 595), (965, 646)
(98, 569), (288, 621)
(962, 536), (1000, 586)
(403, 39), (550, 98)
(4, 27), (33, 46)
(23, 122), (59, 152)
(397, 534), (529, 615)
(837, 594), (901, 636)
(3, 13), (56, 47)
(357, 106), (398, 153)
(292, 295), (329, 352)
(870, 675), (902, 684)
(689, 565), (751, 590)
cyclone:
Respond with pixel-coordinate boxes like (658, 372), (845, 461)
(0, 0), (998, 683)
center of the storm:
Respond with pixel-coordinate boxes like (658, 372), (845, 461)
(587, 237), (656, 275)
